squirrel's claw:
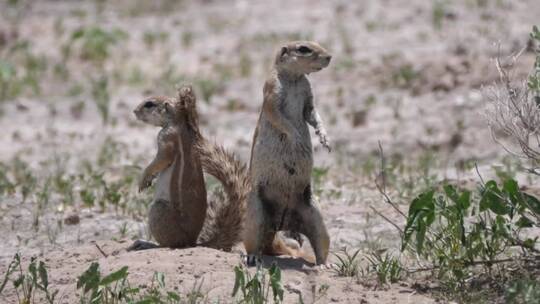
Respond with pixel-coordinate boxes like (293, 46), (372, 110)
(316, 130), (331, 152)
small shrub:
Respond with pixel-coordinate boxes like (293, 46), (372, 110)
(505, 278), (540, 304)
(365, 252), (403, 285)
(91, 75), (110, 124)
(401, 178), (539, 294)
(332, 248), (361, 277)
(68, 27), (128, 64)
(232, 263), (284, 304)
(0, 253), (59, 304)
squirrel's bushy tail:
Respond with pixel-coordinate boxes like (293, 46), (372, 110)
(196, 139), (250, 251)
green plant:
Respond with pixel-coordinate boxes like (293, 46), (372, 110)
(529, 25), (540, 104)
(194, 77), (221, 104)
(332, 248), (361, 277)
(402, 178), (539, 293)
(505, 278), (540, 304)
(68, 27), (128, 64)
(432, 0), (447, 29)
(181, 31), (194, 48)
(0, 60), (17, 101)
(0, 162), (15, 196)
(142, 31), (169, 49)
(239, 53), (253, 77)
(91, 75), (110, 124)
(297, 283), (329, 304)
(232, 263), (284, 304)
(77, 262), (130, 303)
(0, 42), (48, 101)
(0, 253), (59, 304)
(391, 64), (419, 89)
(365, 252), (402, 285)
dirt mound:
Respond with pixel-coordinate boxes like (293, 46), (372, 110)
(0, 241), (435, 303)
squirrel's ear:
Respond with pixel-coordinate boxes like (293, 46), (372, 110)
(280, 46), (288, 58)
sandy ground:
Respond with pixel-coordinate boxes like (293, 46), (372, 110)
(1, 0), (539, 303)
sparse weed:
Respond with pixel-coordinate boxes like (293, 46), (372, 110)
(232, 263), (284, 304)
(181, 31), (194, 48)
(391, 64), (419, 89)
(68, 27), (128, 64)
(505, 278), (540, 304)
(332, 248), (361, 277)
(194, 77), (221, 104)
(239, 53), (253, 77)
(529, 26), (540, 103)
(0, 42), (48, 101)
(401, 178), (540, 297)
(0, 253), (59, 304)
(297, 283), (329, 304)
(432, 0), (448, 29)
(0, 162), (16, 196)
(143, 30), (169, 49)
(365, 252), (403, 285)
(91, 75), (111, 124)
(77, 262), (131, 303)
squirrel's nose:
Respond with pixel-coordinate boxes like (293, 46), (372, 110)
(325, 55), (332, 64)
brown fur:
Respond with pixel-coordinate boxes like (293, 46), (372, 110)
(132, 87), (207, 248)
(243, 41), (332, 265)
(195, 139), (250, 251)
(130, 85), (247, 251)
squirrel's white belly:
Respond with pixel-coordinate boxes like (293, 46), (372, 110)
(251, 121), (313, 189)
(154, 166), (173, 202)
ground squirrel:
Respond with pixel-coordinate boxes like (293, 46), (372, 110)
(129, 85), (247, 251)
(243, 41), (332, 265)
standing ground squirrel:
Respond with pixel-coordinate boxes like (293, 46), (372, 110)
(244, 41), (332, 265)
(129, 85), (248, 251)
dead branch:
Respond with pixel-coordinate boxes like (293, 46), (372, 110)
(484, 44), (540, 169)
(375, 141), (406, 218)
(407, 255), (540, 274)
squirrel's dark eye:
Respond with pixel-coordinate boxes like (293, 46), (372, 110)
(143, 101), (155, 108)
(297, 46), (312, 54)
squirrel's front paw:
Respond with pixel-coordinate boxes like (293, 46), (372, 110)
(138, 175), (153, 192)
(317, 131), (331, 152)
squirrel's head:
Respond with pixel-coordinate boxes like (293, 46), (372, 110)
(274, 41), (332, 75)
(133, 96), (177, 127)
(133, 84), (199, 131)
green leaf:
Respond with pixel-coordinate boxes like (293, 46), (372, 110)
(531, 25), (540, 41)
(38, 261), (49, 289)
(71, 28), (85, 40)
(503, 179), (520, 205)
(402, 190), (435, 252)
(0, 60), (15, 80)
(0, 253), (21, 294)
(523, 238), (537, 249)
(232, 266), (245, 297)
(523, 193), (540, 215)
(444, 184), (471, 211)
(269, 263), (284, 302)
(516, 216), (534, 228)
(77, 262), (100, 293)
(416, 222), (427, 253)
(480, 180), (510, 215)
(99, 266), (128, 286)
(153, 271), (165, 288)
(167, 291), (181, 300)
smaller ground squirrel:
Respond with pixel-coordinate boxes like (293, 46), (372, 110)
(129, 85), (248, 251)
(244, 41), (332, 265)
